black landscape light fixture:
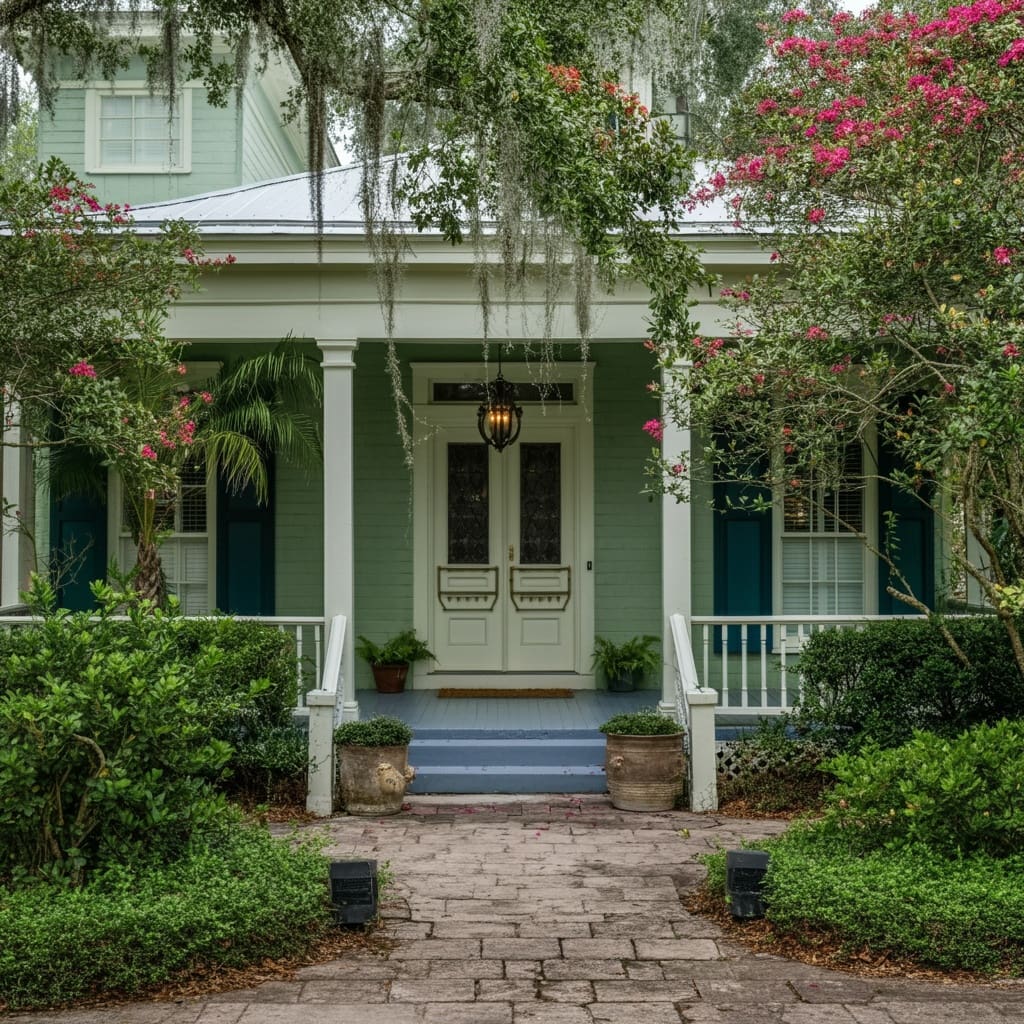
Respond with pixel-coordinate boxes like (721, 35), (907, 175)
(725, 849), (770, 919)
(329, 859), (378, 925)
(477, 349), (523, 453)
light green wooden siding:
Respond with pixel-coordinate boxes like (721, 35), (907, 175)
(592, 343), (662, 686)
(241, 83), (305, 182)
(38, 86), (240, 206)
(353, 343), (417, 689)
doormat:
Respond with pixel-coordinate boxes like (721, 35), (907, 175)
(437, 688), (576, 699)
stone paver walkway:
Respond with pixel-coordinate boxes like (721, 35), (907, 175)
(18, 796), (1024, 1023)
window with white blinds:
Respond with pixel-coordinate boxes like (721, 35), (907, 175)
(119, 463), (211, 614)
(778, 444), (868, 615)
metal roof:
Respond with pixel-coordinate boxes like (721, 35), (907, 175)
(127, 160), (745, 238)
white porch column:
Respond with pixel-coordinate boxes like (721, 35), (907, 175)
(318, 339), (359, 722)
(1, 412), (32, 608)
(660, 361), (692, 716)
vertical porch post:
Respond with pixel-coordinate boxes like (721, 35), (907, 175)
(660, 361), (692, 716)
(318, 339), (359, 722)
(1, 412), (32, 608)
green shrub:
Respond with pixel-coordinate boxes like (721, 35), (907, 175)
(705, 831), (1024, 973)
(820, 719), (1024, 858)
(171, 616), (299, 730)
(230, 722), (310, 803)
(796, 616), (1024, 749)
(0, 824), (330, 1010)
(598, 709), (681, 735)
(718, 717), (836, 813)
(0, 590), (244, 884)
(334, 715), (413, 746)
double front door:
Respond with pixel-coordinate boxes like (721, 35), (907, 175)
(431, 424), (577, 672)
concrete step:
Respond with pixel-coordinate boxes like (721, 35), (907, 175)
(410, 737), (605, 768)
(407, 763), (607, 794)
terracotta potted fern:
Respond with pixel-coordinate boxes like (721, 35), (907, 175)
(356, 630), (435, 693)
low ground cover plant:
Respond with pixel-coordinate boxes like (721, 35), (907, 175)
(705, 719), (1024, 973)
(0, 823), (330, 1009)
(598, 709), (681, 735)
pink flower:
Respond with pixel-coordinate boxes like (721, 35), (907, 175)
(1003, 342), (1020, 358)
(179, 395), (191, 409)
(806, 326), (829, 341)
(177, 363), (187, 375)
(998, 39), (1024, 67)
(994, 246), (1014, 266)
(140, 444), (158, 460)
(781, 8), (810, 22)
(807, 207), (826, 224)
(200, 391), (213, 404)
(770, 251), (780, 262)
(642, 418), (665, 443)
(68, 361), (97, 378)
(670, 464), (685, 476)
(944, 382), (956, 394)
(756, 98), (779, 115)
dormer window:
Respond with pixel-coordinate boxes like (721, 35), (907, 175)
(85, 87), (192, 173)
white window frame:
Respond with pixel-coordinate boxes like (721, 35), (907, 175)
(84, 84), (192, 174)
(771, 435), (879, 618)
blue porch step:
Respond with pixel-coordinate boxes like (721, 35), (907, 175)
(407, 732), (608, 794)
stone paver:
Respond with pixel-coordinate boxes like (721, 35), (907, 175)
(14, 797), (1024, 1024)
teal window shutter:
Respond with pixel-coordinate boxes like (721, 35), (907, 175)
(713, 481), (772, 652)
(50, 490), (108, 611)
(216, 462), (275, 615)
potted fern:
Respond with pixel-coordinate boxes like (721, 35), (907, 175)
(356, 630), (435, 693)
(592, 634), (660, 692)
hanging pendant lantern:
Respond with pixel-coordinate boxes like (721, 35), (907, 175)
(477, 352), (523, 452)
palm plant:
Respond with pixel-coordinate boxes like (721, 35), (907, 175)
(51, 342), (322, 607)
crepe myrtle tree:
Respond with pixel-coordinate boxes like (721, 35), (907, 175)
(0, 157), (208, 481)
(646, 0), (1024, 676)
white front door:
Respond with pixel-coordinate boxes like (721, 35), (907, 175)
(414, 363), (593, 682)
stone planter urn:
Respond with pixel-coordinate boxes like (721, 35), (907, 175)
(601, 711), (686, 812)
(334, 716), (415, 815)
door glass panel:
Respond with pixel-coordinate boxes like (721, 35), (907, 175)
(447, 443), (489, 564)
(520, 442), (561, 564)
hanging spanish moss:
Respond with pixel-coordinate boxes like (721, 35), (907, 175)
(1, 0), (706, 469)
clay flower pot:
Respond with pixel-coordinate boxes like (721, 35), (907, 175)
(604, 732), (685, 812)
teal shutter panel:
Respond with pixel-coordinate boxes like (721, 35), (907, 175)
(216, 465), (275, 615)
(877, 442), (934, 613)
(50, 491), (108, 610)
(713, 481), (772, 652)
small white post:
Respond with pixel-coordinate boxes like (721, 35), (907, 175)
(687, 689), (719, 812)
(1, 410), (32, 608)
(305, 689), (336, 816)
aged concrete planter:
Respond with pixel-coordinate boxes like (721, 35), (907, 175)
(605, 732), (686, 812)
(337, 744), (415, 815)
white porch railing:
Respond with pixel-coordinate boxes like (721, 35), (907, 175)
(668, 613), (718, 812)
(690, 614), (927, 716)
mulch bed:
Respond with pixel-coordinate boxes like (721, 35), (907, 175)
(437, 687), (575, 698)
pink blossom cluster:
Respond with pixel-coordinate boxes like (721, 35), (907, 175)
(642, 418), (664, 443)
(993, 246), (1015, 265)
(68, 361), (97, 378)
